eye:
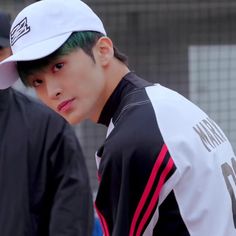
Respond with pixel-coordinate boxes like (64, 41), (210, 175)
(31, 79), (43, 88)
(53, 62), (64, 72)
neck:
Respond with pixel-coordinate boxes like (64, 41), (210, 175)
(105, 59), (130, 98)
(92, 59), (130, 123)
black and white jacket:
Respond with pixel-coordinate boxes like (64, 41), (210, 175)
(95, 72), (236, 236)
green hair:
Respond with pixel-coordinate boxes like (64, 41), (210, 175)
(17, 31), (128, 87)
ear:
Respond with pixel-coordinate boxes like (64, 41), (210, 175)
(94, 36), (114, 66)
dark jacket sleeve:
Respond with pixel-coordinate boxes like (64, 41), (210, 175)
(5, 89), (94, 236)
(48, 121), (94, 236)
(26, 105), (94, 236)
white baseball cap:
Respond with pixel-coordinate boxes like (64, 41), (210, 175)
(0, 0), (106, 89)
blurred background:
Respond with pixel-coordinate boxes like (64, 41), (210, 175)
(1, 0), (236, 195)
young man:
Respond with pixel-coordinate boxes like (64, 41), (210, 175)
(0, 0), (236, 235)
(0, 10), (93, 236)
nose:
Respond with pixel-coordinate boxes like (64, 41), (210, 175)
(46, 77), (62, 99)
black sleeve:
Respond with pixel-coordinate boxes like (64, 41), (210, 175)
(48, 122), (94, 236)
(9, 89), (94, 235)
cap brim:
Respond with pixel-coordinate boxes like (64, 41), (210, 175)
(0, 32), (72, 89)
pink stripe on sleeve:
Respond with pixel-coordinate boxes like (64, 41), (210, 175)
(95, 203), (110, 236)
(129, 144), (168, 236)
(136, 158), (174, 236)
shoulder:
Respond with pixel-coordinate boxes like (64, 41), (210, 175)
(12, 89), (56, 114)
(11, 88), (66, 124)
(145, 84), (204, 118)
(10, 89), (71, 140)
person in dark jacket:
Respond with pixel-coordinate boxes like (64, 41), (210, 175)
(1, 1), (236, 236)
(0, 10), (93, 236)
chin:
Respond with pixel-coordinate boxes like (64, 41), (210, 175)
(69, 119), (78, 125)
(66, 115), (81, 125)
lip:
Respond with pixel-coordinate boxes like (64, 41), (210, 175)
(57, 98), (75, 112)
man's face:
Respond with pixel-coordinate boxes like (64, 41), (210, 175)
(0, 47), (11, 62)
(26, 47), (107, 124)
